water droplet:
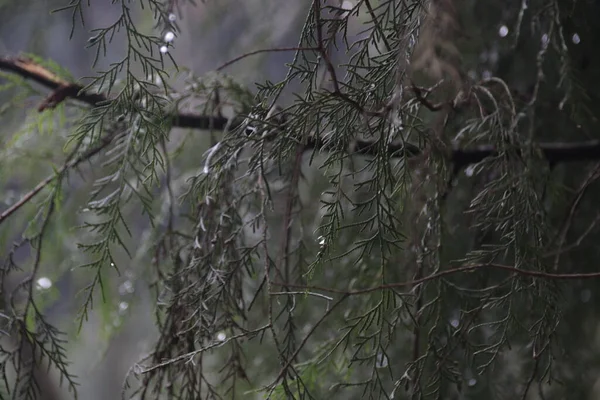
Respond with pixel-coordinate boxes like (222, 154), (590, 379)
(160, 45), (169, 54)
(498, 25), (509, 37)
(164, 31), (175, 42)
(572, 33), (580, 44)
(541, 33), (549, 47)
(36, 277), (52, 290)
(168, 13), (176, 22)
(465, 165), (475, 177)
(317, 235), (326, 248)
(217, 332), (226, 342)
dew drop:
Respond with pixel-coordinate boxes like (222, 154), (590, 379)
(541, 33), (549, 47)
(164, 31), (175, 42)
(36, 277), (52, 290)
(317, 235), (326, 248)
(119, 280), (134, 295)
(465, 165), (475, 177)
(498, 25), (509, 37)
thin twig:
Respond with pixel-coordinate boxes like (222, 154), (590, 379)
(270, 291), (333, 301)
(273, 262), (600, 296)
(216, 47), (318, 71)
(0, 133), (117, 225)
(314, 0), (341, 94)
(267, 294), (348, 389)
(139, 325), (270, 374)
(551, 163), (600, 269)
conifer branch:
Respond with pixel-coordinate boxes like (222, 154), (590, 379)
(2, 55), (600, 169)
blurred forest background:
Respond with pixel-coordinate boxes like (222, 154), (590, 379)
(1, 0), (600, 399)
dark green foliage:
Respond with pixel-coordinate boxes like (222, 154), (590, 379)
(1, 0), (600, 399)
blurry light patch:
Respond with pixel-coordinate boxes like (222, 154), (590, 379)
(217, 332), (227, 342)
(449, 309), (460, 328)
(36, 277), (52, 290)
(541, 33), (549, 47)
(160, 45), (169, 54)
(468, 378), (477, 387)
(572, 33), (580, 44)
(119, 280), (135, 295)
(341, 0), (353, 18)
(168, 13), (176, 22)
(498, 25), (509, 37)
(119, 301), (129, 312)
(465, 165), (476, 177)
(318, 235), (326, 249)
(164, 31), (175, 42)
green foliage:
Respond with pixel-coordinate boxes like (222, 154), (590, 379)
(3, 0), (600, 399)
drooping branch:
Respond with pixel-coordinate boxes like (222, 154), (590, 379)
(1, 55), (600, 168)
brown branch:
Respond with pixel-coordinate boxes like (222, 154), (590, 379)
(3, 56), (600, 167)
(0, 57), (105, 107)
(0, 56), (224, 128)
(450, 140), (600, 168)
(4, 52), (600, 229)
(411, 84), (444, 111)
(273, 262), (600, 296)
